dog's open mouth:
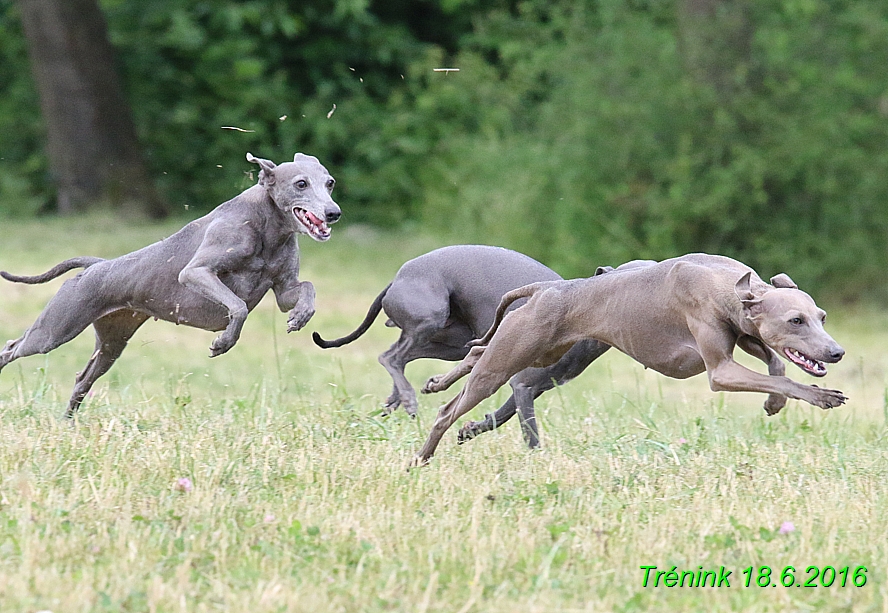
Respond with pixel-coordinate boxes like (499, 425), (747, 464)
(293, 207), (331, 241)
(784, 347), (828, 377)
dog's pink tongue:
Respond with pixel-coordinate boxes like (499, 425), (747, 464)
(304, 211), (330, 238)
(306, 211), (325, 228)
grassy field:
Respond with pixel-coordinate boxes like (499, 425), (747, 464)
(0, 215), (886, 612)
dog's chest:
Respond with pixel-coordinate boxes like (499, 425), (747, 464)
(602, 316), (706, 380)
(223, 241), (297, 302)
(219, 269), (273, 302)
(641, 345), (706, 379)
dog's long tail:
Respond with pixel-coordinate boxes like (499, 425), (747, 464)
(1, 256), (104, 284)
(467, 281), (557, 348)
(312, 283), (392, 349)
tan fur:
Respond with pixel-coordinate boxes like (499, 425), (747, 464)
(415, 254), (846, 465)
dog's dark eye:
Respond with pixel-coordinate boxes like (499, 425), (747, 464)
(789, 317), (804, 325)
(326, 179), (335, 190)
(295, 180), (308, 189)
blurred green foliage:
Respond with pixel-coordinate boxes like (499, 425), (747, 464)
(417, 0), (888, 299)
(0, 0), (46, 217)
(0, 0), (886, 300)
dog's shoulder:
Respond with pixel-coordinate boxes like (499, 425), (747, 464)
(664, 256), (762, 324)
(662, 259), (733, 309)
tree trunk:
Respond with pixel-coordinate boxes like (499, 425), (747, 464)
(16, 0), (167, 218)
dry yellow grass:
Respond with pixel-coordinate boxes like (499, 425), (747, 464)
(0, 216), (885, 612)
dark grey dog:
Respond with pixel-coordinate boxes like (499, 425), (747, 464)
(312, 245), (610, 447)
(0, 152), (340, 417)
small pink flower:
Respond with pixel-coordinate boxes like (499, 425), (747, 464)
(779, 521), (795, 535)
(264, 514), (276, 524)
(677, 438), (688, 445)
(174, 477), (193, 493)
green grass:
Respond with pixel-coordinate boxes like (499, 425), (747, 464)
(0, 216), (886, 612)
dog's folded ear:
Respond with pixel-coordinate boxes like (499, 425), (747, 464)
(294, 153), (321, 164)
(734, 271), (764, 316)
(770, 273), (798, 289)
(246, 152), (277, 186)
(594, 266), (614, 276)
(734, 271), (755, 302)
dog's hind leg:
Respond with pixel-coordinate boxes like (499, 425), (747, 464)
(415, 326), (565, 463)
(378, 278), (478, 416)
(378, 331), (422, 416)
(64, 310), (149, 418)
(415, 360), (519, 465)
(379, 330), (472, 415)
(377, 286), (450, 416)
(421, 345), (487, 395)
(458, 339), (611, 448)
(415, 296), (588, 464)
(0, 277), (109, 373)
(511, 339), (610, 448)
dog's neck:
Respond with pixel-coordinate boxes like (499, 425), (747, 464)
(244, 184), (302, 244)
(737, 312), (764, 342)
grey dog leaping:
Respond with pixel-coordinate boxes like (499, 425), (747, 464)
(415, 254), (847, 464)
(311, 245), (611, 448)
(0, 152), (341, 418)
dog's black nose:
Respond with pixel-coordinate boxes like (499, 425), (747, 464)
(830, 346), (845, 362)
(326, 209), (341, 223)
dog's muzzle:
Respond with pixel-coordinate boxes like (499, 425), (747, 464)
(783, 344), (843, 377)
(293, 207), (332, 241)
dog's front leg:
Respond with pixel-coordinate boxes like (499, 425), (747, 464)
(736, 336), (787, 415)
(274, 279), (316, 332)
(179, 228), (257, 356)
(178, 265), (249, 357)
(707, 359), (847, 409)
(693, 321), (847, 410)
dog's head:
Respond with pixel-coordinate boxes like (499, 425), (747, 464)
(735, 272), (844, 377)
(247, 152), (341, 242)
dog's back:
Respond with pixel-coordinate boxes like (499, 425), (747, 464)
(391, 245), (562, 335)
(505, 254), (759, 378)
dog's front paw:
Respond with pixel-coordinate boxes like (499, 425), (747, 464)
(209, 333), (237, 357)
(763, 393), (787, 416)
(286, 306), (315, 332)
(806, 385), (848, 410)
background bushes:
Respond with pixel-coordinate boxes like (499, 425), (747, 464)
(1, 0), (886, 299)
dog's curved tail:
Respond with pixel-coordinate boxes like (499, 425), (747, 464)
(1, 256), (104, 284)
(312, 283), (392, 349)
(467, 281), (557, 348)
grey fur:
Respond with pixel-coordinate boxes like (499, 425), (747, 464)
(0, 152), (340, 417)
(415, 254), (847, 464)
(312, 245), (610, 448)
